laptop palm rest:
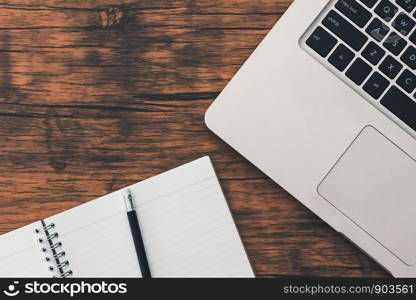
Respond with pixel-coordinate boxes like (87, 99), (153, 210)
(318, 126), (416, 266)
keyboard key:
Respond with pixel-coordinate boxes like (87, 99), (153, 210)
(323, 10), (369, 50)
(401, 46), (416, 69)
(329, 44), (355, 70)
(346, 58), (373, 84)
(411, 30), (416, 44)
(375, 0), (399, 21)
(366, 18), (390, 41)
(393, 13), (416, 36)
(381, 86), (416, 131)
(306, 26), (337, 57)
(396, 0), (416, 12)
(361, 0), (379, 7)
(362, 41), (386, 64)
(336, 0), (372, 27)
(363, 72), (390, 98)
(379, 55), (403, 78)
(383, 32), (407, 55)
(397, 69), (416, 92)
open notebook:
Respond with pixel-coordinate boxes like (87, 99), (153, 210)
(0, 157), (254, 278)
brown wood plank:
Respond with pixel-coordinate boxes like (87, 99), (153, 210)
(0, 0), (388, 277)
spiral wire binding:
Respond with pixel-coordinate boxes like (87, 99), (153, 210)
(36, 223), (73, 278)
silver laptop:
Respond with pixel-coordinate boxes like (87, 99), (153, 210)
(205, 0), (416, 277)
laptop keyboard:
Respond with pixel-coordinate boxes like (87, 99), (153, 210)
(304, 0), (416, 133)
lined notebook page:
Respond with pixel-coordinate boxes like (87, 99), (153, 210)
(45, 156), (254, 278)
(0, 222), (51, 277)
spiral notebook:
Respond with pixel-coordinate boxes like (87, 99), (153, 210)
(0, 157), (254, 278)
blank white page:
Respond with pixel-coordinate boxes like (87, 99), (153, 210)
(0, 222), (52, 278)
(45, 156), (254, 278)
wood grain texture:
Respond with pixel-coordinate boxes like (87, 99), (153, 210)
(0, 0), (388, 277)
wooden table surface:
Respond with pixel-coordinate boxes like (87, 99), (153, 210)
(0, 0), (388, 277)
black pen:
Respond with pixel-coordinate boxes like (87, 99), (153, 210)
(124, 190), (152, 278)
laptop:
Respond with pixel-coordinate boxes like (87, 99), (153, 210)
(205, 0), (416, 277)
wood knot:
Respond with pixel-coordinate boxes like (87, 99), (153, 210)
(98, 6), (126, 28)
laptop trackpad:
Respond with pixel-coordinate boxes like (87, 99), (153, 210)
(318, 126), (416, 266)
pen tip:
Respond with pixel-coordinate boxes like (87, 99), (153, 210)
(124, 190), (135, 211)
